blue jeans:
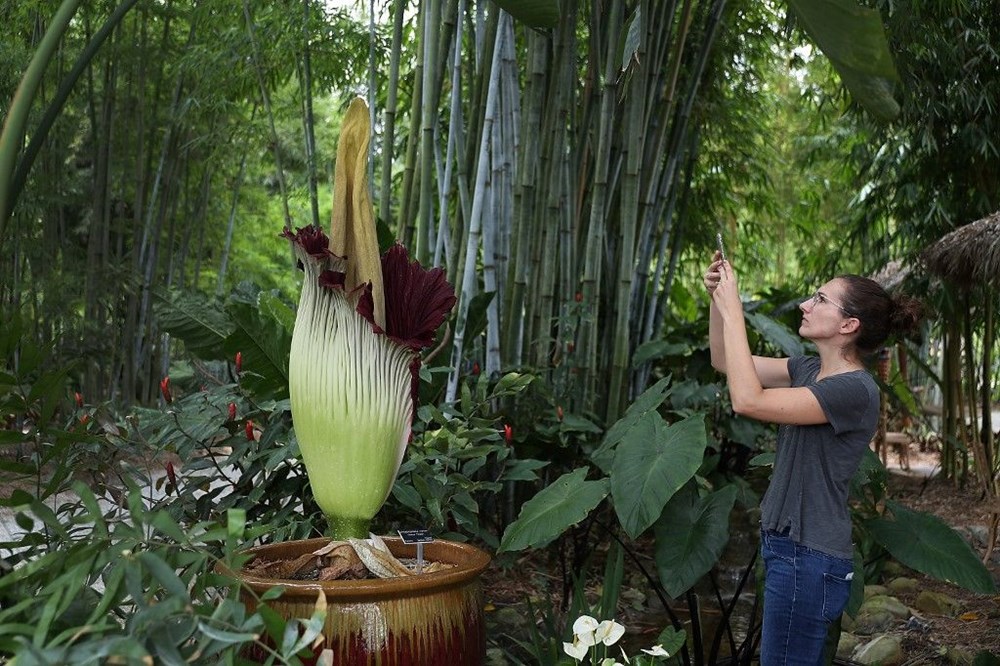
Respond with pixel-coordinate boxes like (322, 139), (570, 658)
(759, 529), (853, 666)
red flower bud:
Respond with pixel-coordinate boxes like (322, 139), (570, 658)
(228, 402), (237, 421)
(74, 392), (83, 408)
(566, 342), (575, 353)
(235, 351), (243, 374)
(245, 420), (255, 441)
(166, 461), (177, 488)
(504, 424), (513, 444)
(472, 362), (480, 375)
(160, 377), (172, 404)
(557, 406), (564, 421)
(79, 414), (90, 425)
(575, 292), (583, 303)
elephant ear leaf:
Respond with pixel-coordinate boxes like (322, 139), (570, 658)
(491, 0), (560, 29)
(866, 501), (996, 594)
(786, 0), (900, 120)
(498, 468), (609, 553)
(611, 414), (707, 539)
(654, 483), (738, 599)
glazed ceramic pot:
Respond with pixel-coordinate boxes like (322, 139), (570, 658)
(226, 537), (490, 665)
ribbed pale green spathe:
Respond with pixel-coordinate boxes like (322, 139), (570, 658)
(289, 252), (413, 540)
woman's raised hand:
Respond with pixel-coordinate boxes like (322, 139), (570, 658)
(703, 250), (724, 294)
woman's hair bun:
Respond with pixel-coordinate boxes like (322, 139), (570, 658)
(889, 294), (925, 340)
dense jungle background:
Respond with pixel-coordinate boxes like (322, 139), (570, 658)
(1, 0), (999, 664)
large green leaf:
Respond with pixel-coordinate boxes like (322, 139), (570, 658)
(498, 468), (609, 552)
(745, 312), (804, 357)
(611, 414), (707, 539)
(491, 0), (560, 29)
(592, 376), (673, 472)
(154, 290), (235, 360)
(223, 299), (291, 401)
(653, 482), (738, 599)
(787, 0), (900, 121)
(866, 501), (996, 594)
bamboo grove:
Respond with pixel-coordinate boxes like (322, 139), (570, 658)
(2, 0), (998, 457)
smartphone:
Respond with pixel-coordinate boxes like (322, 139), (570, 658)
(716, 232), (727, 262)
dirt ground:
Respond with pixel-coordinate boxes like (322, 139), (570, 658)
(877, 447), (1000, 661)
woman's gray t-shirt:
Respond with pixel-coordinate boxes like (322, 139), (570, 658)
(759, 355), (880, 559)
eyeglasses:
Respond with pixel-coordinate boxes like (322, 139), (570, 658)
(808, 291), (856, 318)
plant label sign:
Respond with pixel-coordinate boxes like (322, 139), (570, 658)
(398, 529), (434, 573)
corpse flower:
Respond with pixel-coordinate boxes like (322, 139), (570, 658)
(285, 98), (456, 540)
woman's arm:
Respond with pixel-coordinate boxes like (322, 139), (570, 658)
(705, 255), (791, 387)
(712, 261), (824, 425)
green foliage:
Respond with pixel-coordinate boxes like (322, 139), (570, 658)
(866, 500), (997, 594)
(653, 482), (739, 599)
(391, 371), (548, 547)
(0, 325), (327, 663)
(155, 283), (293, 401)
(498, 468), (610, 553)
(786, 0), (900, 120)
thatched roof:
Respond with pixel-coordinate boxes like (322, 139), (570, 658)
(870, 259), (910, 292)
(921, 211), (1000, 288)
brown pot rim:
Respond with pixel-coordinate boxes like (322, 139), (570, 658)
(219, 537), (491, 600)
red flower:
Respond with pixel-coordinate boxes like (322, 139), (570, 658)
(575, 292), (583, 303)
(166, 461), (177, 488)
(74, 392), (83, 408)
(472, 362), (480, 375)
(159, 377), (172, 403)
(228, 403), (237, 421)
(245, 420), (255, 441)
(504, 424), (513, 445)
(235, 351), (243, 374)
(557, 406), (564, 421)
(79, 414), (90, 425)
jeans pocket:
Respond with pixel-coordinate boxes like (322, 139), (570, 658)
(761, 530), (796, 566)
(822, 570), (852, 622)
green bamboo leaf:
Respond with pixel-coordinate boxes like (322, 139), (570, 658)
(611, 414), (707, 539)
(866, 501), (996, 594)
(498, 468), (610, 552)
(196, 621), (260, 644)
(654, 483), (738, 599)
(138, 551), (189, 600)
(490, 0), (560, 29)
(786, 0), (900, 120)
(620, 6), (641, 72)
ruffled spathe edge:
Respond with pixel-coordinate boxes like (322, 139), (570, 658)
(284, 226), (457, 352)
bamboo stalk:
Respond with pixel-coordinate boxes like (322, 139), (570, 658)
(445, 12), (509, 403)
(378, 0), (406, 230)
(242, 0), (292, 228)
(579, 0), (623, 412)
(607, 0), (648, 422)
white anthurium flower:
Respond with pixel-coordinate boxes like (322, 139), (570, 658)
(641, 644), (671, 657)
(595, 619), (626, 646)
(563, 640), (589, 662)
(285, 99), (456, 540)
(572, 615), (600, 647)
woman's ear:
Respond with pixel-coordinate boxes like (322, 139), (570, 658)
(841, 317), (861, 335)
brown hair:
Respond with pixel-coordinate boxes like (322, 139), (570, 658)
(837, 274), (924, 357)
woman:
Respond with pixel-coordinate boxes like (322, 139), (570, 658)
(704, 252), (922, 665)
